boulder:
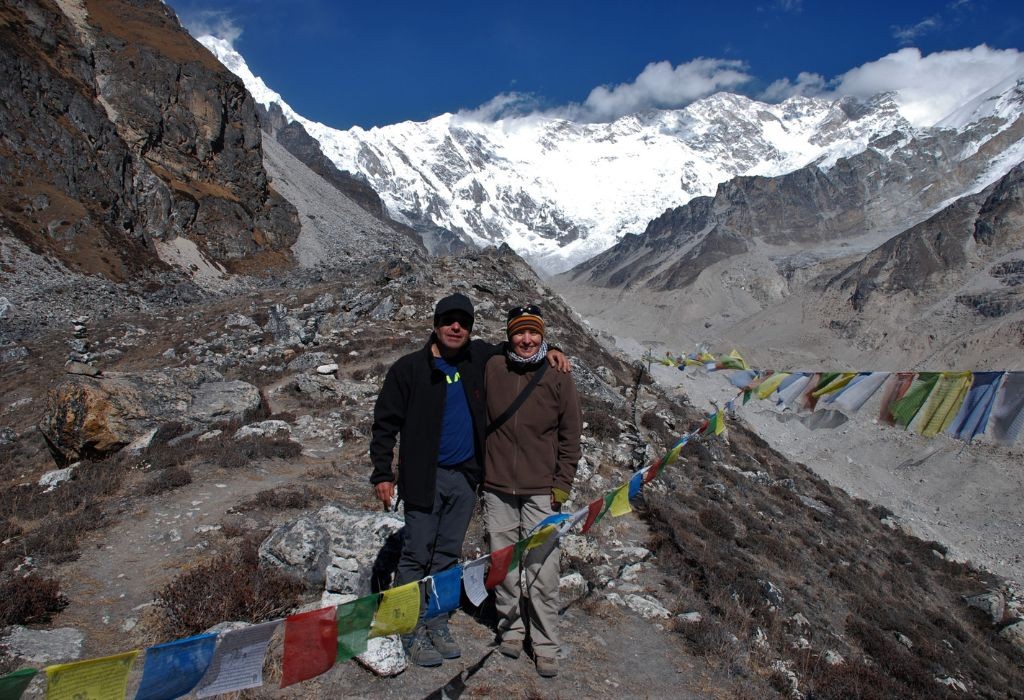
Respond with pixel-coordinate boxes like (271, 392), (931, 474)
(259, 504), (404, 594)
(559, 572), (588, 605)
(38, 367), (261, 461)
(999, 619), (1024, 653)
(622, 594), (671, 619)
(1, 626), (84, 663)
(234, 420), (292, 440)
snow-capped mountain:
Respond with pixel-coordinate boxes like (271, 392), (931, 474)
(200, 36), (1024, 275)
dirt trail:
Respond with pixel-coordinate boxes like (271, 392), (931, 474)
(52, 454), (322, 659)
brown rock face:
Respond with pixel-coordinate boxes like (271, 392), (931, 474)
(40, 382), (138, 461)
(0, 0), (299, 280)
(39, 367), (263, 462)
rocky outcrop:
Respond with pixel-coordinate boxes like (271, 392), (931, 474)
(566, 115), (1024, 291)
(0, 0), (299, 281)
(39, 366), (262, 461)
(826, 161), (1024, 315)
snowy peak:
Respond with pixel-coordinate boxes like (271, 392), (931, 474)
(200, 36), (1024, 275)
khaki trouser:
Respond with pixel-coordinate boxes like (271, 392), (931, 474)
(483, 491), (561, 659)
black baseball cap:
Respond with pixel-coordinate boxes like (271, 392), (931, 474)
(433, 293), (474, 326)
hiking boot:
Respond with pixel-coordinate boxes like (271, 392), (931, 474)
(498, 637), (522, 659)
(535, 655), (558, 678)
(402, 627), (443, 667)
(426, 621), (461, 659)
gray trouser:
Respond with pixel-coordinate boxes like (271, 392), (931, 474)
(483, 491), (561, 659)
(395, 467), (476, 626)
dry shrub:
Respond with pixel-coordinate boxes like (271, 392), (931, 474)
(803, 658), (926, 700)
(234, 486), (318, 513)
(698, 506), (737, 540)
(0, 573), (67, 624)
(156, 542), (305, 637)
(678, 618), (734, 657)
(142, 467), (192, 496)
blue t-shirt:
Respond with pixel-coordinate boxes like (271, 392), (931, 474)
(435, 356), (475, 466)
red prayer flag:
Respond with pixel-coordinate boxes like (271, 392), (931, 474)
(644, 458), (664, 484)
(580, 497), (606, 534)
(485, 545), (515, 589)
(281, 606), (338, 688)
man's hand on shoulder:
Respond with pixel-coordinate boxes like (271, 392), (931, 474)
(547, 348), (572, 373)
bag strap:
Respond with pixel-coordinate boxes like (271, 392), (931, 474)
(486, 362), (548, 436)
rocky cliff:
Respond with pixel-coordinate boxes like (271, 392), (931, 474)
(0, 0), (299, 282)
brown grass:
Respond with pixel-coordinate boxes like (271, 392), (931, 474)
(0, 573), (68, 624)
(155, 539), (305, 638)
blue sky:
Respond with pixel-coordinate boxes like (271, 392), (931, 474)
(167, 0), (1024, 129)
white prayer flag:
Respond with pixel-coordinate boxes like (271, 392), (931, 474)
(194, 620), (279, 698)
(462, 557), (489, 606)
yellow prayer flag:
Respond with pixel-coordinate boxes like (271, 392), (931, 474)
(370, 581), (420, 638)
(526, 525), (557, 551)
(920, 371), (974, 437)
(46, 650), (139, 700)
(663, 442), (684, 466)
(811, 372), (857, 398)
(608, 484), (632, 517)
(755, 372), (791, 399)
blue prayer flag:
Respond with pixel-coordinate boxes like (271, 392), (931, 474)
(135, 633), (217, 700)
(530, 512), (571, 534)
(424, 566), (462, 619)
(628, 470), (644, 500)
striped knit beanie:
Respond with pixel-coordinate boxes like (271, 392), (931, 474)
(506, 305), (544, 338)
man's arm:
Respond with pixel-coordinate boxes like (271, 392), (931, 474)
(470, 338), (571, 372)
(369, 363), (407, 508)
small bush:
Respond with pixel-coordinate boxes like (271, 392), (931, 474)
(234, 486), (317, 513)
(698, 506), (737, 539)
(0, 573), (68, 624)
(143, 467), (192, 496)
(156, 543), (305, 637)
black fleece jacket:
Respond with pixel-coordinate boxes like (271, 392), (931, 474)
(370, 335), (503, 509)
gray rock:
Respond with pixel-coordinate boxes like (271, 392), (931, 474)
(999, 619), (1024, 653)
(1, 626), (84, 663)
(293, 373), (340, 400)
(369, 296), (396, 321)
(260, 504), (404, 594)
(357, 636), (406, 677)
(39, 467), (75, 492)
(258, 515), (331, 587)
(964, 590), (1006, 624)
(65, 361), (100, 377)
(316, 364), (339, 375)
(559, 572), (588, 605)
(0, 346), (29, 363)
(225, 313), (258, 329)
(622, 594), (671, 619)
(234, 420), (292, 440)
(287, 351), (335, 373)
(676, 612), (704, 624)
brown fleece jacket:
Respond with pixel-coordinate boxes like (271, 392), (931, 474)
(483, 353), (582, 497)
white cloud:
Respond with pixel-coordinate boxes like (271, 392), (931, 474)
(456, 92), (541, 122)
(179, 9), (242, 45)
(831, 46), (1024, 126)
(892, 16), (941, 44)
(761, 46), (1024, 128)
(762, 71), (828, 101)
(559, 59), (752, 122)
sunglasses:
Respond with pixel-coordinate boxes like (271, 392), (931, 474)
(506, 304), (542, 320)
(437, 311), (473, 329)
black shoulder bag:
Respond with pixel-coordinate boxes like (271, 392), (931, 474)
(485, 362), (548, 436)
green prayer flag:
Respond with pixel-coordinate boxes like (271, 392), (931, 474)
(890, 373), (941, 428)
(0, 668), (37, 700)
(336, 594), (380, 662)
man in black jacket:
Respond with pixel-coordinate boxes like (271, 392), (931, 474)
(370, 292), (567, 667)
